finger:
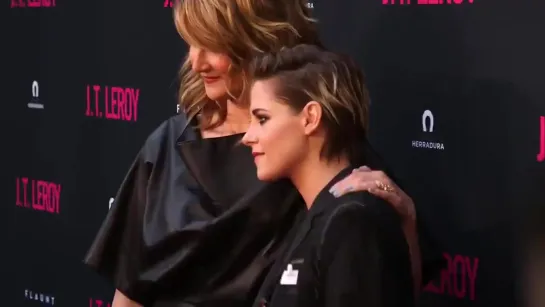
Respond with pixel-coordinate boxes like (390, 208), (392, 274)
(331, 171), (382, 194)
(360, 170), (399, 189)
(332, 180), (377, 197)
(330, 172), (359, 192)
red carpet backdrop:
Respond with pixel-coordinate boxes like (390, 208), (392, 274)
(6, 0), (545, 306)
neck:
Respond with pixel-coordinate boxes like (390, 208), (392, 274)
(223, 99), (250, 132)
(290, 155), (350, 209)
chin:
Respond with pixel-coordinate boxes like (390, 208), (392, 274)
(256, 169), (280, 182)
(204, 88), (227, 101)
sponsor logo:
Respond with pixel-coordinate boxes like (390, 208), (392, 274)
(24, 289), (56, 305)
(89, 298), (111, 307)
(86, 85), (140, 122)
(537, 116), (544, 162)
(16, 177), (61, 214)
(424, 253), (479, 301)
(11, 0), (56, 8)
(164, 0), (172, 7)
(411, 109), (445, 150)
(28, 81), (44, 109)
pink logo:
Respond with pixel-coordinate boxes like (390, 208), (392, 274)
(382, 0), (474, 5)
(11, 0), (56, 8)
(164, 0), (172, 7)
(424, 253), (479, 300)
(89, 298), (111, 307)
(537, 116), (545, 162)
(86, 85), (139, 122)
(16, 177), (61, 214)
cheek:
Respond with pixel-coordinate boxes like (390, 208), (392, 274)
(259, 122), (306, 178)
(211, 56), (231, 75)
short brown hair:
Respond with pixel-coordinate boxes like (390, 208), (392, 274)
(250, 44), (370, 163)
(173, 0), (320, 129)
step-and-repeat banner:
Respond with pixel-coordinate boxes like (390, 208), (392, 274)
(6, 0), (544, 306)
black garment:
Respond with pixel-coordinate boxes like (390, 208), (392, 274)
(84, 114), (442, 307)
(84, 114), (303, 306)
(254, 167), (414, 307)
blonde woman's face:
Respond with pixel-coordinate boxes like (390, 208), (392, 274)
(188, 46), (243, 102)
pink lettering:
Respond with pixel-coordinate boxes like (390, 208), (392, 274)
(28, 0), (41, 7)
(11, 0), (56, 8)
(90, 298), (112, 307)
(22, 177), (29, 207)
(424, 252), (479, 300)
(164, 0), (173, 7)
(15, 177), (61, 214)
(86, 85), (139, 122)
(537, 116), (544, 162)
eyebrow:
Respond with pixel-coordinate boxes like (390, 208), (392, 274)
(251, 108), (268, 115)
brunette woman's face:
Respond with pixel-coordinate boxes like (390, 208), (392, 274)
(242, 80), (312, 181)
(188, 46), (242, 101)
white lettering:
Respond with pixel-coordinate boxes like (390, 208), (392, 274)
(411, 140), (445, 150)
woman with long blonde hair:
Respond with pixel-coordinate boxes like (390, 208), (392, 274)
(84, 1), (441, 306)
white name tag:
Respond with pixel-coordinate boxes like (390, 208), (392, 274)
(280, 264), (299, 285)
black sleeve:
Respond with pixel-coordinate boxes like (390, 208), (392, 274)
(318, 202), (413, 307)
(83, 116), (187, 305)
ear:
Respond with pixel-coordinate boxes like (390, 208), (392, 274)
(300, 101), (323, 136)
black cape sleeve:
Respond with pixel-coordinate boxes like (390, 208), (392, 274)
(83, 115), (195, 304)
(83, 114), (304, 306)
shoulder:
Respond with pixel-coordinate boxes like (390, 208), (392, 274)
(332, 192), (401, 225)
(140, 114), (192, 163)
(321, 192), (402, 241)
(323, 194), (373, 233)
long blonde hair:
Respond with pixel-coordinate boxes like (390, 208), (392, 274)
(173, 0), (319, 129)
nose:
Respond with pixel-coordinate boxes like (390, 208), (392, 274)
(241, 126), (257, 147)
(189, 47), (210, 73)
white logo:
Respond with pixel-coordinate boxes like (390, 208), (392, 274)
(25, 289), (55, 305)
(280, 264), (299, 285)
(412, 109), (445, 150)
(28, 80), (44, 109)
(177, 104), (180, 114)
(422, 109), (434, 132)
(307, 1), (314, 9)
(109, 197), (114, 210)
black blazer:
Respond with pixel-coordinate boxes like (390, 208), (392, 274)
(253, 167), (415, 307)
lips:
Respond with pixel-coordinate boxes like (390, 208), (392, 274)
(203, 76), (220, 84)
(252, 152), (264, 158)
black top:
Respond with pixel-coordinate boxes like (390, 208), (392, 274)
(253, 167), (415, 307)
(83, 114), (444, 307)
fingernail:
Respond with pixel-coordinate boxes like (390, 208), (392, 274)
(329, 189), (340, 197)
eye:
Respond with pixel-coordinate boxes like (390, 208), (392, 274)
(256, 114), (269, 125)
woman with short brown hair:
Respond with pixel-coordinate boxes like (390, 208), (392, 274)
(242, 44), (414, 307)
